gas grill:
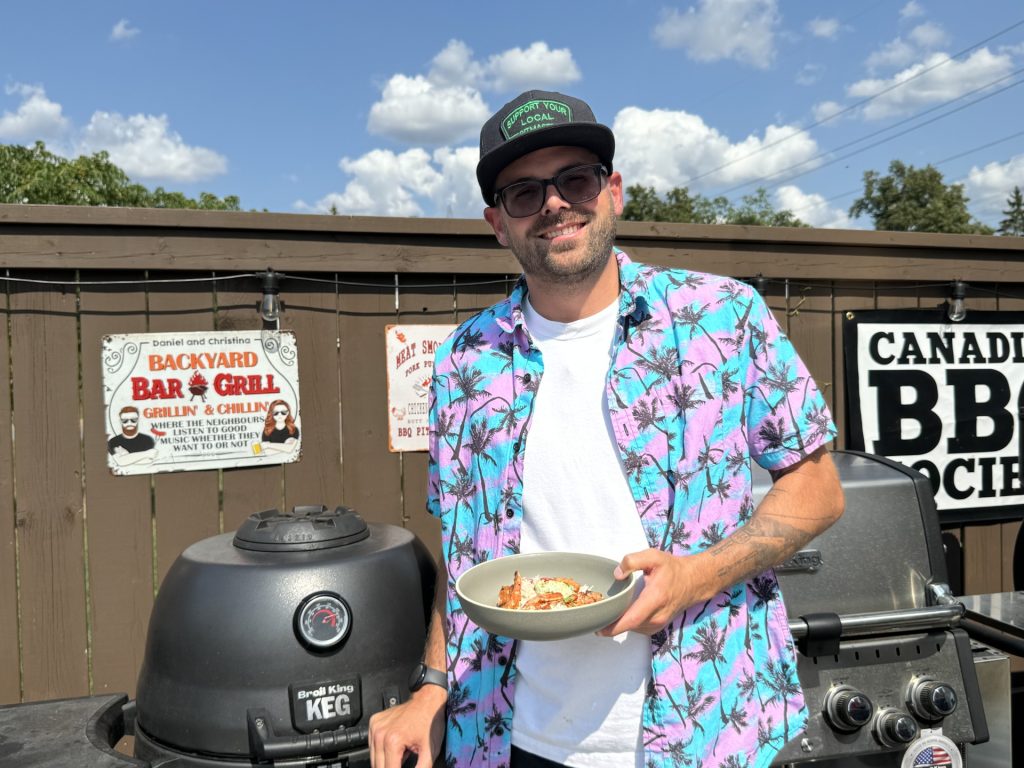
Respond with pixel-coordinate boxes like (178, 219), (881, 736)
(763, 451), (990, 766)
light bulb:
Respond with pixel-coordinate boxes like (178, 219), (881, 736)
(259, 268), (281, 323)
(260, 292), (281, 322)
(948, 281), (967, 322)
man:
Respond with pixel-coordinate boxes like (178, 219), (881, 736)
(107, 405), (158, 467)
(369, 90), (844, 768)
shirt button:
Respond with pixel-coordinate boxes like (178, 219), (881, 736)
(522, 373), (532, 383)
(505, 508), (515, 519)
(513, 441), (521, 453)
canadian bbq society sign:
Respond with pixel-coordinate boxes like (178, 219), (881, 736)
(844, 309), (1024, 523)
(103, 331), (301, 475)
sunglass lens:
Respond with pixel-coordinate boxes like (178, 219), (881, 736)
(558, 167), (601, 202)
(504, 183), (544, 218)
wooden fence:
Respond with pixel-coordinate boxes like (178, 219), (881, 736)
(1, 204), (1023, 705)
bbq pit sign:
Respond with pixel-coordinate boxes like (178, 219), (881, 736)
(103, 331), (301, 475)
(385, 324), (456, 452)
(844, 310), (1024, 523)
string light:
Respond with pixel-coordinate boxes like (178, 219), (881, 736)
(259, 268), (282, 324)
(948, 280), (968, 322)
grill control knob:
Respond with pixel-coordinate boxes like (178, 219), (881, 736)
(907, 677), (958, 721)
(874, 707), (919, 747)
(823, 685), (874, 731)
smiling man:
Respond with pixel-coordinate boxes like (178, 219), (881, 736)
(369, 90), (844, 768)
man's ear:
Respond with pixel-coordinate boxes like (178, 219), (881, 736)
(483, 206), (509, 247)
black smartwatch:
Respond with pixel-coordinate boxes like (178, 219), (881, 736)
(408, 661), (447, 692)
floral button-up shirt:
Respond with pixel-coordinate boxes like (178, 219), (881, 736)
(427, 250), (836, 768)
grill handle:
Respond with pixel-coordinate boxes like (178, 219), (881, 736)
(247, 708), (369, 760)
(789, 603), (964, 640)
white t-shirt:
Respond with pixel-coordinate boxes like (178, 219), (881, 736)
(512, 297), (651, 768)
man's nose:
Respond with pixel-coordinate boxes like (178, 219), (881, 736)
(540, 181), (571, 217)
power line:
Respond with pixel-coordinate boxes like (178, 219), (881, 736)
(786, 130), (1024, 217)
(677, 17), (1024, 189)
(714, 69), (1024, 198)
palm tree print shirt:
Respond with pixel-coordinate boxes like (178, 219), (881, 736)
(427, 250), (836, 768)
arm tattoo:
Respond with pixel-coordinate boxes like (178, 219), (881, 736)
(708, 511), (816, 582)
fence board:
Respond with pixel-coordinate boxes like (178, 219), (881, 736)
(0, 279), (18, 704)
(215, 277), (286, 531)
(397, 278), (454, 556)
(338, 280), (403, 526)
(282, 277), (342, 513)
(10, 273), (88, 700)
(148, 278), (220, 585)
(80, 278), (153, 699)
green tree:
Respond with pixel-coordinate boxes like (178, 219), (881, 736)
(849, 160), (992, 234)
(0, 141), (240, 210)
(623, 184), (806, 227)
(997, 186), (1024, 237)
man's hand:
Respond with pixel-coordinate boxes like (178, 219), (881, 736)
(597, 549), (702, 637)
(368, 685), (446, 768)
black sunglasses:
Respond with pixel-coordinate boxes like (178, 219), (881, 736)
(494, 163), (608, 218)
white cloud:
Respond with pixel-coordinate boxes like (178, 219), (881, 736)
(0, 84), (69, 142)
(367, 75), (489, 146)
(774, 185), (853, 229)
(611, 106), (821, 192)
(795, 64), (823, 86)
(366, 40), (581, 147)
(808, 18), (839, 40)
(812, 100), (845, 122)
(866, 22), (949, 73)
(653, 0), (780, 69)
(962, 154), (1024, 223)
(486, 42), (581, 93)
(849, 48), (1014, 120)
(900, 1), (925, 20)
(110, 19), (139, 41)
(302, 146), (481, 218)
(77, 112), (227, 182)
(427, 40), (484, 89)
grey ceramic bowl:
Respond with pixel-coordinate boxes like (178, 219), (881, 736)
(454, 552), (641, 641)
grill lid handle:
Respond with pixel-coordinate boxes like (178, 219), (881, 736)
(795, 612), (842, 657)
(247, 708), (369, 760)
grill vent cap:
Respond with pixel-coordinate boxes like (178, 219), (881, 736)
(233, 505), (370, 552)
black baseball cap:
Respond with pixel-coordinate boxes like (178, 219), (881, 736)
(476, 90), (615, 206)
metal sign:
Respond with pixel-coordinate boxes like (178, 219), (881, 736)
(844, 309), (1024, 523)
(385, 324), (455, 452)
(102, 330), (301, 475)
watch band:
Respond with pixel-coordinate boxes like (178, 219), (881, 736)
(409, 661), (448, 692)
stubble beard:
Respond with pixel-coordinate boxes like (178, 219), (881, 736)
(503, 196), (618, 287)
(122, 424), (138, 438)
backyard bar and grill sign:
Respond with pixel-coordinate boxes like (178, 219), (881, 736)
(844, 309), (1024, 523)
(103, 331), (301, 475)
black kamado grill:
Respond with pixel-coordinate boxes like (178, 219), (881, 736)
(84, 504), (434, 768)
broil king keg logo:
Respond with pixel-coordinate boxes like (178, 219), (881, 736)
(289, 677), (361, 733)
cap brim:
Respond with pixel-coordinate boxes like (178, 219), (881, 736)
(476, 123), (615, 206)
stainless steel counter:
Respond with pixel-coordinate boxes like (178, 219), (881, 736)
(960, 591), (1024, 639)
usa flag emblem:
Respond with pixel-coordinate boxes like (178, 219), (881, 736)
(914, 745), (952, 766)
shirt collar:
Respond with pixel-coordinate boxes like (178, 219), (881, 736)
(496, 248), (650, 343)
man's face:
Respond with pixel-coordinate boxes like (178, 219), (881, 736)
(120, 411), (139, 437)
(483, 146), (623, 286)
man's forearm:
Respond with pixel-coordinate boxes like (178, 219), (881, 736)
(695, 447), (843, 601)
(422, 558), (448, 672)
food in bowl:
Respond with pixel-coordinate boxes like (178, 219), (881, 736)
(496, 570), (605, 610)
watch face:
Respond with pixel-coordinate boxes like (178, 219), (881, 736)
(408, 662), (426, 690)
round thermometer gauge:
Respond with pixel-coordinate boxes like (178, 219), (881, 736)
(295, 593), (351, 650)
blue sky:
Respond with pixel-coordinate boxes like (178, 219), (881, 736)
(2, 1), (1023, 228)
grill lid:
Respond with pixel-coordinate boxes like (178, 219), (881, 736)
(233, 505), (370, 552)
